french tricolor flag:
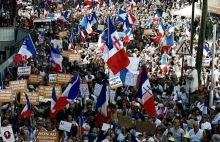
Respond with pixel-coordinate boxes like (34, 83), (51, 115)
(44, 3), (48, 18)
(162, 33), (174, 53)
(50, 86), (57, 118)
(53, 74), (80, 110)
(127, 13), (137, 27)
(160, 53), (168, 73)
(123, 28), (132, 45)
(95, 81), (109, 126)
(77, 25), (86, 42)
(85, 0), (93, 7)
(19, 93), (31, 119)
(57, 16), (67, 25)
(50, 46), (63, 72)
(185, 22), (190, 39)
(203, 43), (211, 57)
(176, 0), (183, 10)
(91, 12), (98, 25)
(118, 9), (127, 22)
(80, 15), (96, 34)
(153, 11), (162, 22)
(79, 112), (86, 134)
(0, 81), (6, 90)
(98, 29), (108, 51)
(137, 66), (156, 116)
(157, 22), (166, 37)
(144, 17), (153, 28)
(129, 0), (136, 10)
(14, 34), (37, 62)
(17, 0), (23, 9)
(202, 98), (208, 115)
(106, 16), (130, 75)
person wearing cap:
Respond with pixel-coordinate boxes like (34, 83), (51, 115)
(168, 136), (175, 142)
(183, 133), (190, 142)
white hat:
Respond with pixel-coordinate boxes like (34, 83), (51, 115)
(211, 105), (216, 110)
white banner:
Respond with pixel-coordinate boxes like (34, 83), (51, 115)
(17, 66), (31, 75)
(59, 121), (72, 132)
(1, 126), (15, 142)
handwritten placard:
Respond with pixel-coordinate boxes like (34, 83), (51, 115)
(36, 131), (59, 142)
(80, 84), (90, 97)
(38, 86), (45, 96)
(202, 58), (210, 67)
(44, 86), (62, 99)
(49, 74), (57, 83)
(56, 73), (72, 84)
(109, 76), (123, 89)
(28, 75), (44, 84)
(59, 121), (72, 132)
(0, 90), (13, 102)
(17, 66), (31, 75)
(136, 121), (156, 135)
(9, 80), (27, 93)
(68, 54), (81, 62)
(61, 50), (72, 58)
(118, 115), (133, 128)
(124, 72), (138, 86)
(20, 92), (39, 105)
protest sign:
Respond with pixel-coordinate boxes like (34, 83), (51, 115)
(17, 66), (31, 75)
(59, 121), (72, 132)
(61, 50), (72, 58)
(20, 92), (39, 105)
(56, 73), (72, 84)
(97, 25), (105, 31)
(109, 76), (123, 89)
(124, 72), (138, 86)
(58, 31), (68, 39)
(36, 131), (59, 142)
(202, 58), (210, 67)
(144, 29), (153, 35)
(44, 85), (61, 99)
(80, 84), (90, 97)
(9, 80), (27, 93)
(57, 4), (63, 11)
(102, 123), (113, 131)
(49, 74), (57, 83)
(118, 115), (133, 128)
(89, 43), (98, 49)
(0, 90), (12, 102)
(52, 39), (63, 48)
(38, 86), (45, 96)
(28, 75), (44, 84)
(68, 54), (81, 62)
(1, 126), (15, 142)
(136, 121), (156, 135)
(94, 83), (103, 96)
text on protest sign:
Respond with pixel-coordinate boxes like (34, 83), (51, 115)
(44, 85), (62, 99)
(59, 121), (72, 132)
(1, 126), (15, 142)
(61, 50), (72, 58)
(202, 58), (210, 67)
(118, 115), (133, 128)
(49, 74), (57, 83)
(56, 73), (72, 84)
(68, 54), (81, 62)
(80, 84), (90, 97)
(28, 75), (44, 84)
(109, 76), (123, 89)
(9, 80), (27, 93)
(36, 131), (59, 142)
(17, 66), (31, 75)
(20, 92), (39, 105)
(51, 39), (63, 48)
(38, 86), (45, 96)
(136, 121), (156, 135)
(0, 90), (13, 102)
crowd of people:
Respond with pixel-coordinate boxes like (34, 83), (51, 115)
(1, 0), (220, 142)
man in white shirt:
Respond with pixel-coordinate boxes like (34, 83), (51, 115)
(199, 114), (212, 131)
(189, 122), (203, 142)
(212, 105), (220, 126)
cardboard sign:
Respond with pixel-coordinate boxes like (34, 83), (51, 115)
(118, 115), (133, 128)
(1, 126), (15, 142)
(89, 42), (98, 49)
(52, 39), (63, 48)
(9, 80), (27, 93)
(20, 92), (39, 105)
(68, 54), (81, 62)
(109, 76), (123, 89)
(136, 121), (156, 135)
(202, 58), (210, 67)
(49, 74), (57, 83)
(58, 31), (68, 39)
(0, 90), (13, 102)
(59, 121), (72, 132)
(97, 25), (105, 31)
(56, 73), (72, 84)
(57, 4), (63, 11)
(44, 86), (62, 99)
(28, 75), (44, 84)
(80, 84), (90, 97)
(17, 66), (31, 75)
(144, 29), (153, 36)
(36, 131), (59, 142)
(38, 86), (45, 96)
(61, 50), (72, 58)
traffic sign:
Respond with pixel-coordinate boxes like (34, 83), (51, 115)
(176, 41), (191, 55)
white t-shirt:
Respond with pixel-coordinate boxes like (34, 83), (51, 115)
(200, 121), (212, 130)
(189, 129), (203, 141)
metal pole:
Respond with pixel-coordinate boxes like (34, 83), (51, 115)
(210, 24), (216, 107)
(181, 55), (184, 85)
(190, 0), (195, 55)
